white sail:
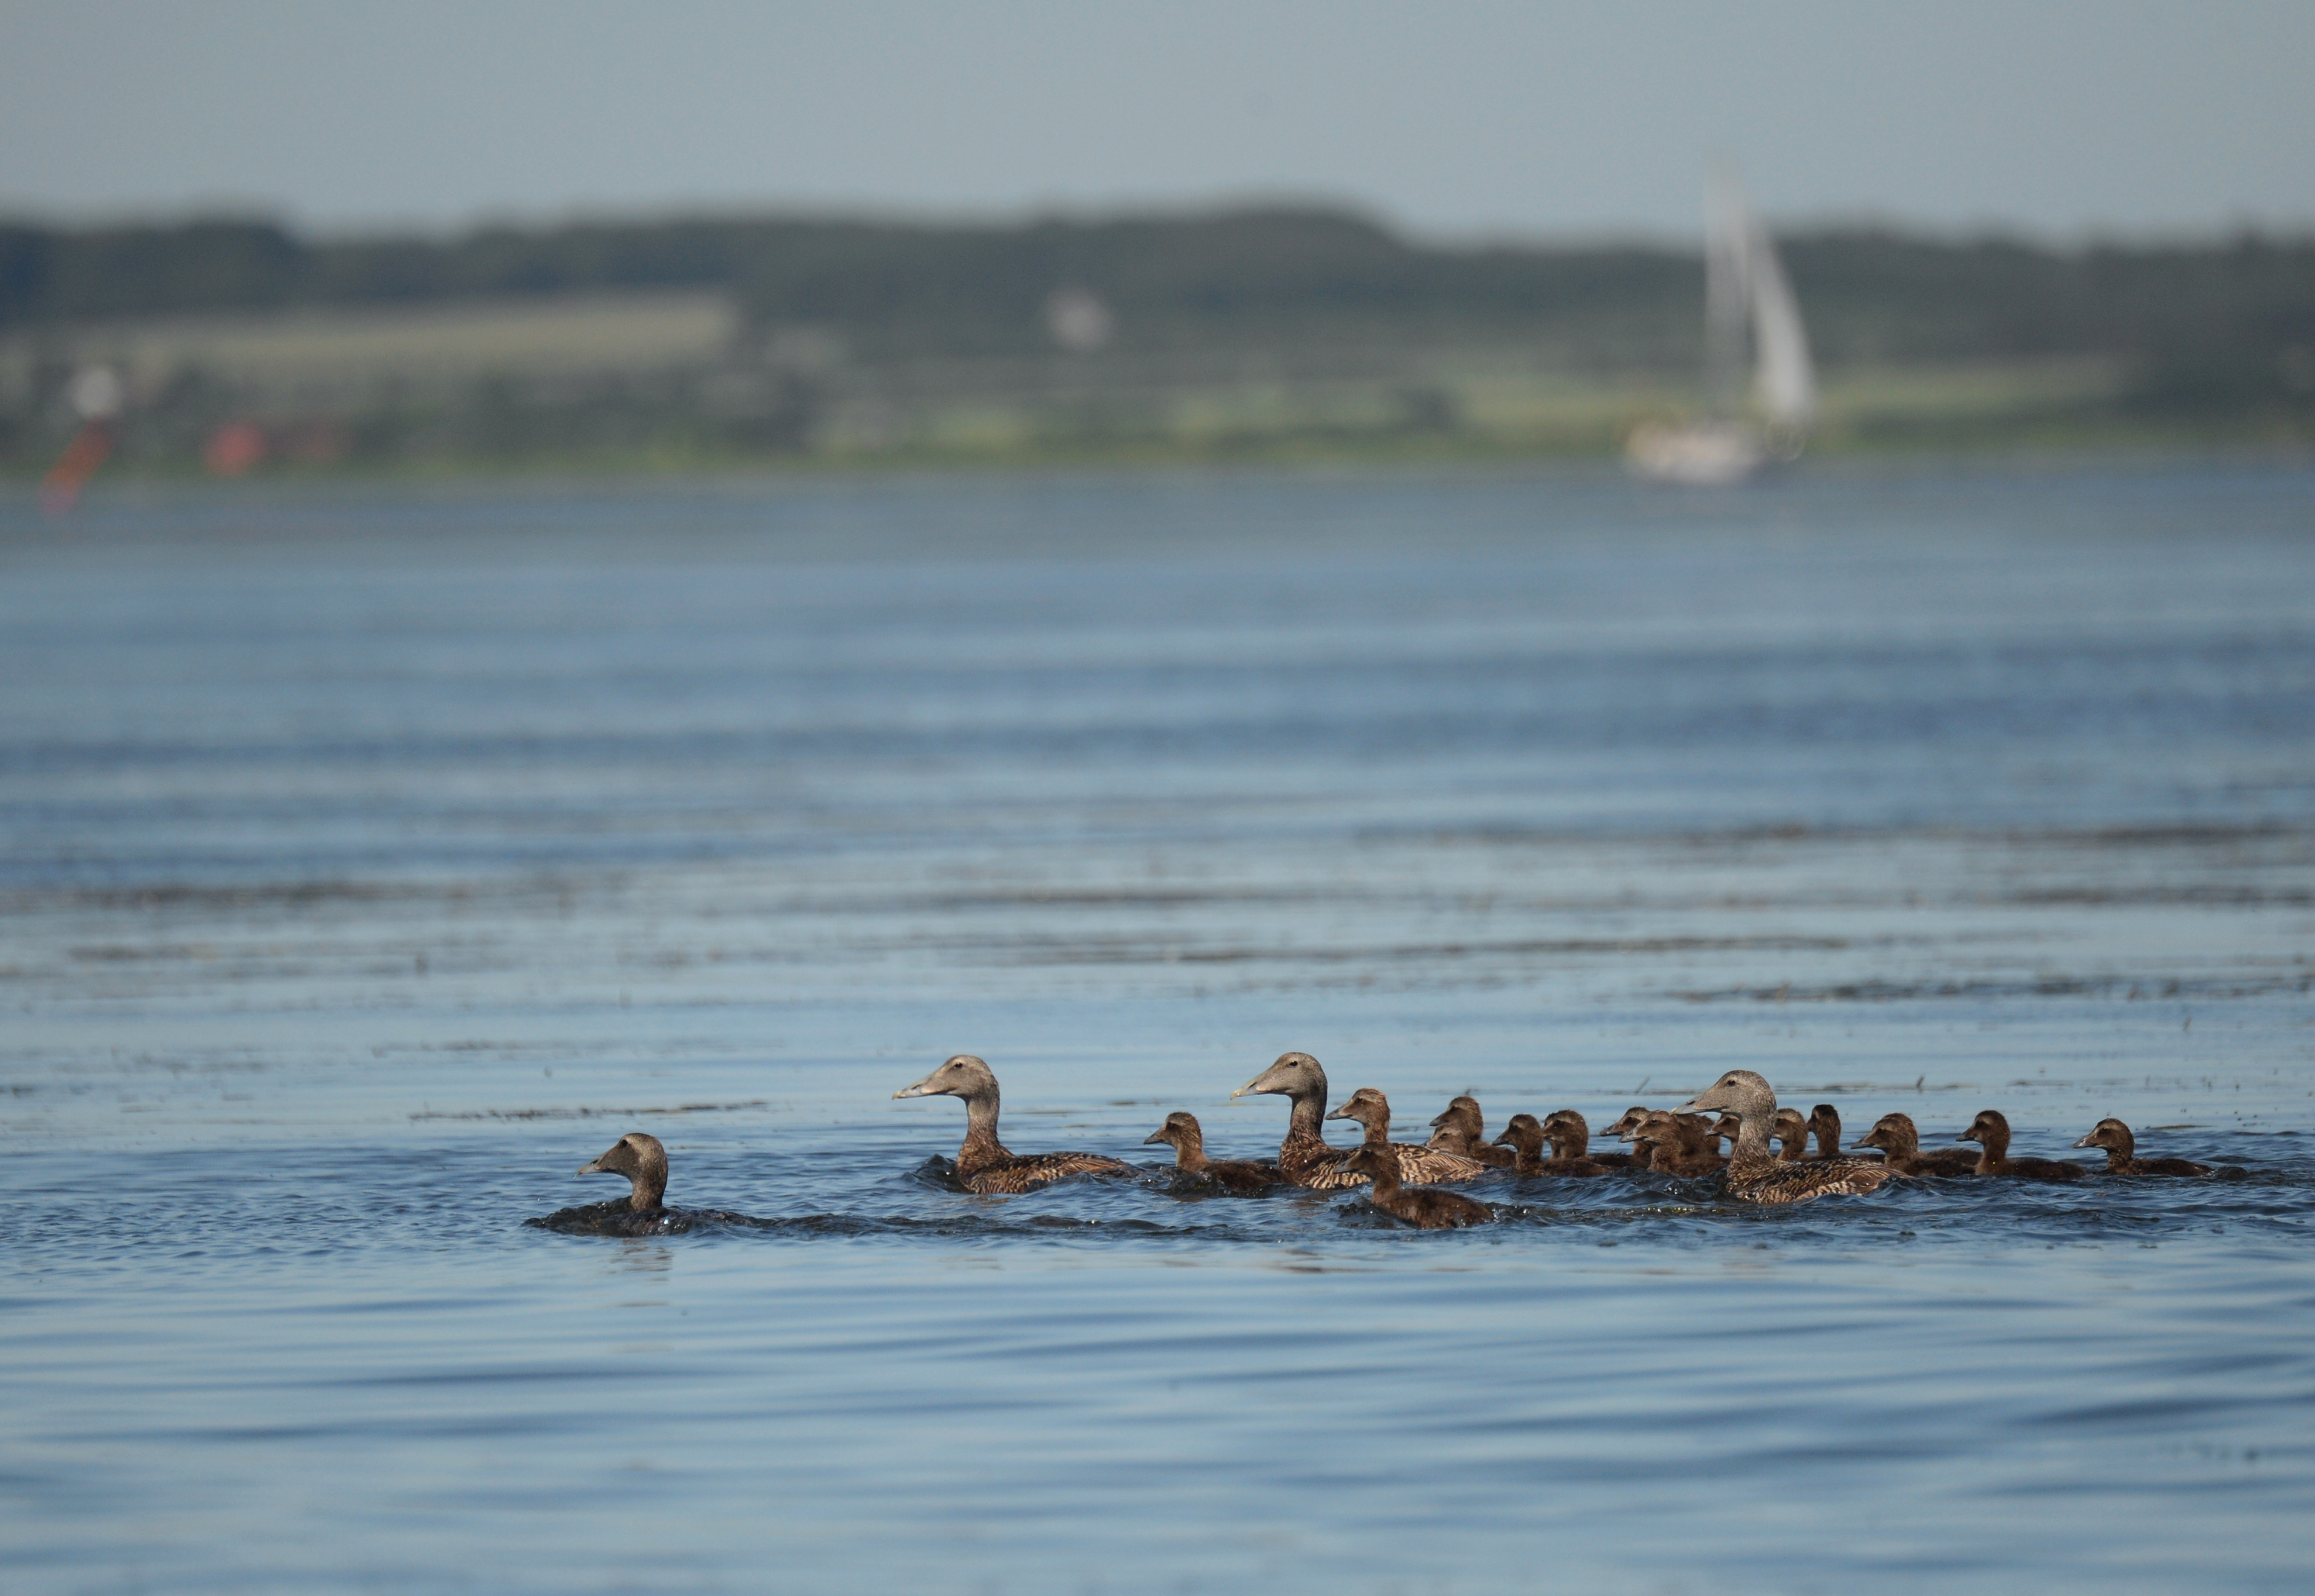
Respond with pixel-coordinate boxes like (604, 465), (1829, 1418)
(1743, 208), (1816, 432)
(1627, 168), (1815, 483)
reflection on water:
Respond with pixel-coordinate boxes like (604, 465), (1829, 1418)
(2, 464), (2314, 1594)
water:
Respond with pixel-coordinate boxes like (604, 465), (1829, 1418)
(4, 462), (2313, 1594)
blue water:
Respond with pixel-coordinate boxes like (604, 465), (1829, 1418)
(4, 463), (2313, 1594)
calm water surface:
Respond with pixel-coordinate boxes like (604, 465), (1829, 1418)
(4, 463), (2314, 1594)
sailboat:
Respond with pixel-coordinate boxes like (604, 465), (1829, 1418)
(1626, 172), (1816, 485)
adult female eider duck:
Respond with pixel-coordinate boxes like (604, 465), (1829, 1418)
(2073, 1118), (2211, 1177)
(1678, 1071), (1894, 1203)
(1956, 1109), (2083, 1182)
(1143, 1112), (1282, 1192)
(893, 1055), (1134, 1193)
(1426, 1096), (1519, 1167)
(1229, 1051), (1369, 1189)
(1854, 1112), (1979, 1176)
(1335, 1143), (1493, 1229)
(1492, 1111), (1610, 1176)
(527, 1131), (744, 1235)
(1325, 1087), (1489, 1184)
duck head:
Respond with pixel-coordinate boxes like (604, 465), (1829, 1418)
(1144, 1111), (1202, 1148)
(2074, 1118), (2134, 1155)
(1678, 1068), (1777, 1120)
(578, 1131), (668, 1212)
(1231, 1051), (1326, 1103)
(1957, 1109), (2007, 1145)
(1324, 1086), (1390, 1130)
(894, 1054), (999, 1103)
(1493, 1112), (1547, 1156)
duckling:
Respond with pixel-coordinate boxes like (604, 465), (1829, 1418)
(1229, 1051), (1368, 1189)
(1335, 1143), (1493, 1229)
(893, 1055), (1134, 1193)
(1492, 1112), (1610, 1177)
(528, 1131), (743, 1235)
(1677, 1071), (1894, 1203)
(2073, 1118), (2211, 1177)
(1854, 1112), (1979, 1176)
(1326, 1087), (1490, 1184)
(1533, 1108), (1637, 1170)
(1143, 1112), (1282, 1192)
(1634, 1109), (1726, 1177)
(1426, 1095), (1519, 1167)
(1956, 1109), (2084, 1181)
(1605, 1106), (1654, 1166)
(1773, 1106), (1810, 1161)
(1804, 1103), (1846, 1158)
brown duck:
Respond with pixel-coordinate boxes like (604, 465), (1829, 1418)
(1229, 1051), (1369, 1189)
(893, 1055), (1135, 1193)
(1773, 1107), (1810, 1161)
(1634, 1110), (1726, 1177)
(533, 1130), (753, 1234)
(1854, 1112), (1979, 1176)
(2073, 1119), (2211, 1177)
(1326, 1088), (1490, 1184)
(1536, 1109), (1636, 1169)
(1492, 1111), (1611, 1176)
(1426, 1096), (1519, 1167)
(1957, 1109), (2084, 1181)
(1143, 1112), (1282, 1192)
(1803, 1103), (1847, 1158)
(1335, 1143), (1493, 1229)
(1678, 1071), (1895, 1203)
(577, 1131), (671, 1212)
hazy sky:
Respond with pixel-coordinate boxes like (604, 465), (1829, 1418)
(4, 1), (2311, 241)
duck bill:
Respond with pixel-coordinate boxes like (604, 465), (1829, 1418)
(892, 1076), (940, 1100)
(2071, 1133), (2097, 1148)
(1141, 1129), (1169, 1146)
(576, 1155), (606, 1176)
(1322, 1106), (1353, 1121)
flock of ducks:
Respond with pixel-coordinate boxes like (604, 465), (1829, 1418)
(552, 1051), (2223, 1233)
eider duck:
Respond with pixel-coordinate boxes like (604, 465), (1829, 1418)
(1426, 1096), (1519, 1167)
(1532, 1109), (1636, 1170)
(893, 1054), (1134, 1193)
(1143, 1111), (1282, 1192)
(1657, 1115), (1727, 1172)
(581, 1130), (669, 1211)
(2073, 1118), (2211, 1177)
(1804, 1103), (1846, 1158)
(527, 1131), (745, 1235)
(1678, 1071), (1894, 1203)
(1624, 1110), (1722, 1177)
(1956, 1109), (2084, 1182)
(1604, 1106), (1655, 1165)
(1773, 1106), (1810, 1161)
(1335, 1143), (1493, 1229)
(1325, 1087), (1490, 1184)
(1854, 1112), (1979, 1176)
(1492, 1111), (1610, 1176)
(1229, 1051), (1369, 1189)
